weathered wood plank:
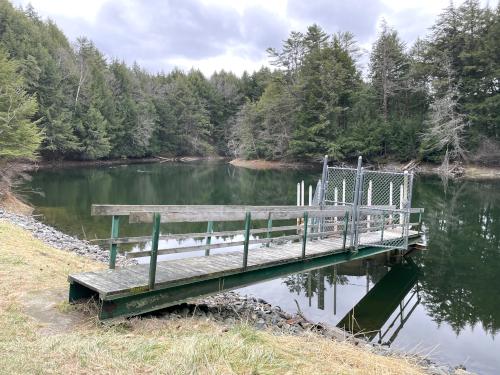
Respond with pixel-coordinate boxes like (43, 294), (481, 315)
(70, 229), (420, 298)
(128, 207), (348, 223)
(92, 204), (349, 217)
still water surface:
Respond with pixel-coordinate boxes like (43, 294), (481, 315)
(22, 161), (500, 374)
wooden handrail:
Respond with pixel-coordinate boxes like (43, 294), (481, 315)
(91, 204), (348, 223)
(129, 207), (348, 223)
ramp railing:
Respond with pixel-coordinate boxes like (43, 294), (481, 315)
(91, 204), (351, 289)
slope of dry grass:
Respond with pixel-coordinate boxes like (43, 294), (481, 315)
(0, 219), (426, 375)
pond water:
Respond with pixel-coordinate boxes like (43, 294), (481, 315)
(21, 161), (500, 374)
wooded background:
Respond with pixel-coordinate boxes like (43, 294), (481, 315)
(1, 0), (498, 164)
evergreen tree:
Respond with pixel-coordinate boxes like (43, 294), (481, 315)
(0, 48), (42, 159)
(369, 21), (409, 122)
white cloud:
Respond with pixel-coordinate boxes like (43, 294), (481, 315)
(10, 0), (499, 76)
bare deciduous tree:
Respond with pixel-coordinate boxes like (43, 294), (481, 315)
(421, 85), (468, 161)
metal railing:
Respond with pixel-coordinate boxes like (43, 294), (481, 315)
(320, 156), (420, 251)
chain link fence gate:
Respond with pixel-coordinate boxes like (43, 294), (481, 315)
(316, 156), (414, 251)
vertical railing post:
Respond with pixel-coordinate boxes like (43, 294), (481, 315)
(205, 221), (213, 256)
(319, 155), (329, 235)
(342, 211), (349, 251)
(319, 155), (328, 205)
(109, 215), (120, 269)
(242, 212), (251, 270)
(417, 210), (422, 232)
(381, 213), (385, 242)
(266, 213), (272, 247)
(350, 156), (362, 251)
(302, 211), (308, 258)
(148, 212), (161, 290)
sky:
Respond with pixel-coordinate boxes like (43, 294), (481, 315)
(11, 0), (498, 76)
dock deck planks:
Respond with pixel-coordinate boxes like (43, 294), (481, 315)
(69, 228), (416, 299)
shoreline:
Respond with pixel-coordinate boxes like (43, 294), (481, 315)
(0, 208), (473, 374)
(231, 158), (500, 180)
(34, 155), (227, 170)
(14, 155), (500, 180)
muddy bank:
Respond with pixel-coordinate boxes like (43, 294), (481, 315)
(229, 158), (314, 170)
(231, 158), (500, 180)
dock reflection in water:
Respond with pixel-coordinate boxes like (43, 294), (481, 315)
(243, 252), (420, 347)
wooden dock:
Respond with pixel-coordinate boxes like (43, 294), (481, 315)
(68, 204), (423, 320)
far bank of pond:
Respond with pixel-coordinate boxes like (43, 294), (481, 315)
(17, 160), (500, 374)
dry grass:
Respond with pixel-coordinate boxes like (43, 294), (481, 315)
(0, 191), (33, 215)
(0, 220), (426, 375)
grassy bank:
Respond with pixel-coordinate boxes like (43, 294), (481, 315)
(0, 219), (430, 374)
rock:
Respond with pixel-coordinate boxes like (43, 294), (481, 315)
(255, 319), (266, 330)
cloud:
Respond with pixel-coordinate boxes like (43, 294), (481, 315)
(37, 0), (288, 74)
(287, 0), (385, 42)
(12, 0), (499, 76)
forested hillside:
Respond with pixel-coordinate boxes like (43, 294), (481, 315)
(0, 0), (498, 164)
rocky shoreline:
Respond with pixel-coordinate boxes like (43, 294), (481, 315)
(0, 209), (472, 375)
(0, 209), (134, 267)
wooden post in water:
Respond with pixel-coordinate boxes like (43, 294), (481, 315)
(308, 185), (312, 206)
(205, 221), (213, 256)
(109, 215), (120, 269)
(242, 212), (251, 270)
(148, 213), (161, 290)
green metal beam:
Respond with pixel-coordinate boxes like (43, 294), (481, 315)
(148, 213), (161, 290)
(108, 215), (120, 269)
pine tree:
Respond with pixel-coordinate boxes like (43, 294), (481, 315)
(0, 49), (42, 160)
(369, 21), (409, 122)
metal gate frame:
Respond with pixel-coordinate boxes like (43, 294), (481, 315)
(319, 156), (414, 252)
